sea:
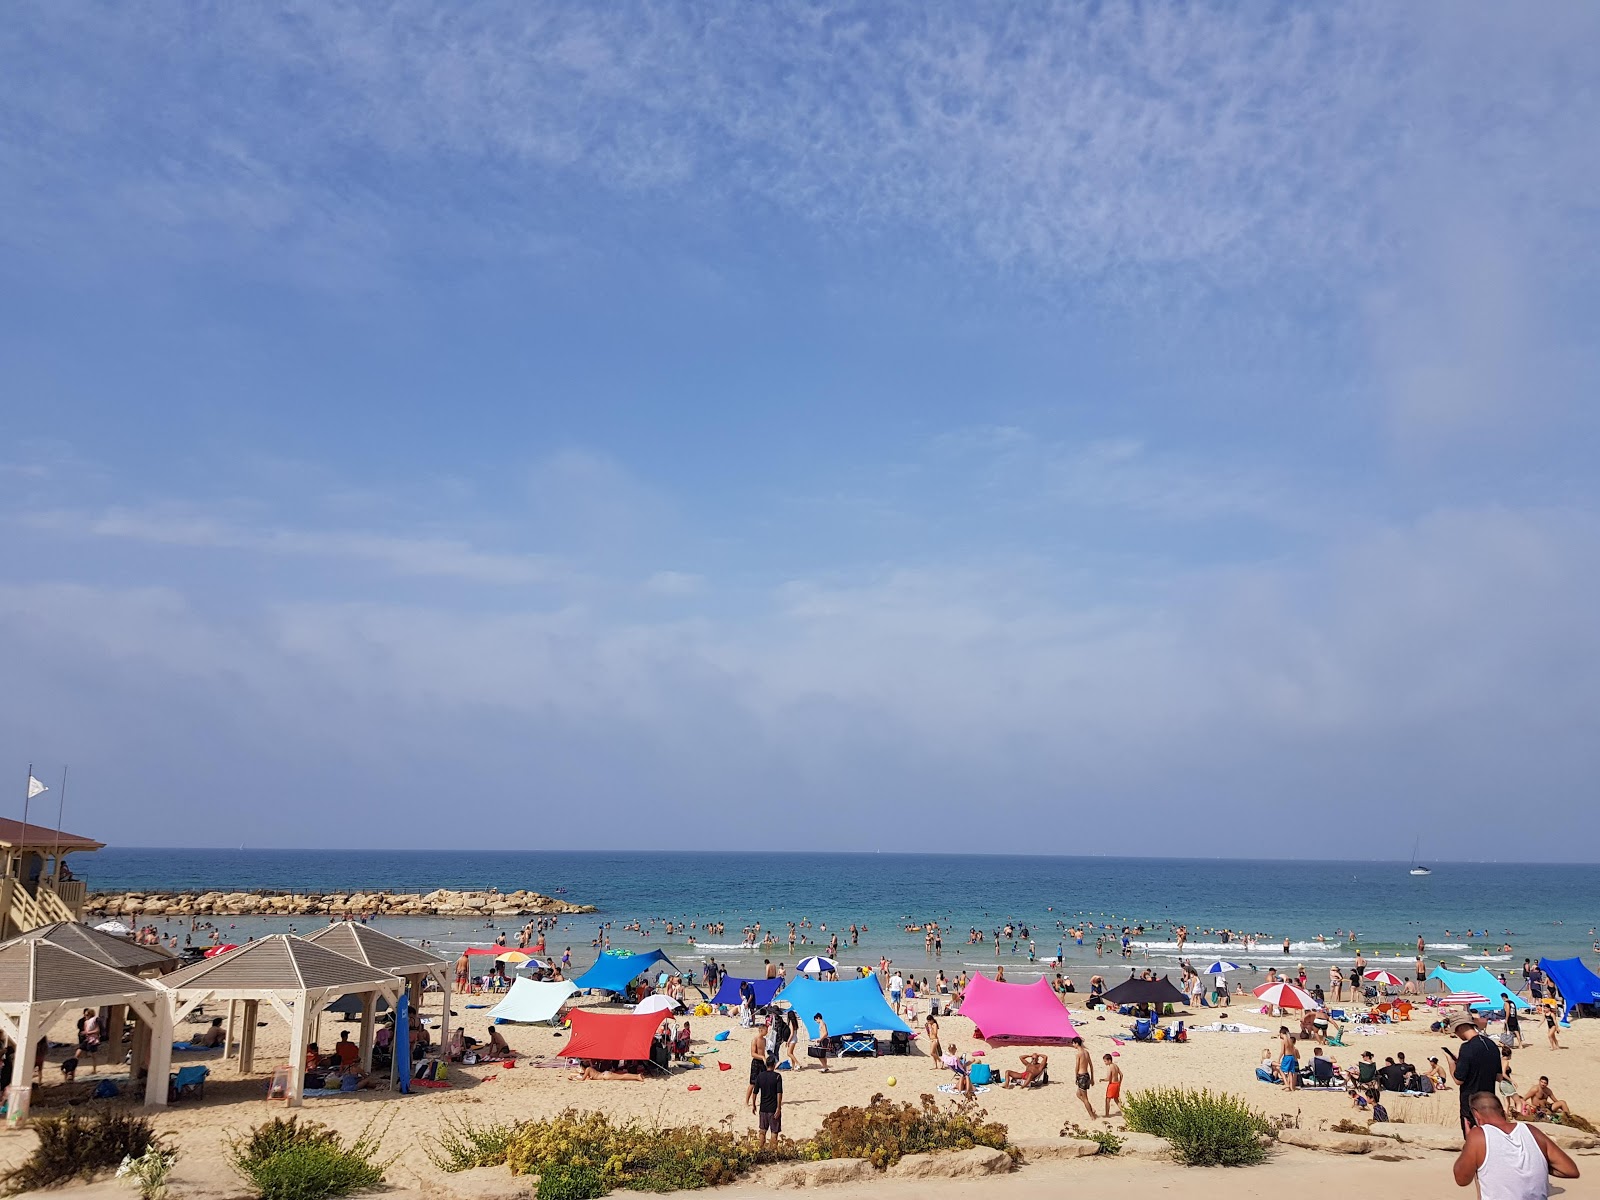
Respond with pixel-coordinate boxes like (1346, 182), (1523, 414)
(87, 849), (1600, 986)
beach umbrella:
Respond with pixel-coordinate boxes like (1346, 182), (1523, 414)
(796, 956), (838, 975)
(94, 920), (133, 936)
(1363, 970), (1405, 987)
(1441, 991), (1489, 1006)
(1253, 982), (1318, 1010)
(497, 950), (533, 964)
(1205, 961), (1240, 975)
(203, 944), (239, 957)
(634, 994), (682, 1015)
(325, 992), (391, 1016)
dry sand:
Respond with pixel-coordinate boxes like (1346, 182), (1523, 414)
(3, 988), (1595, 1196)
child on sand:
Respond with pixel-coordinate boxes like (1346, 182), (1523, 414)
(1102, 1054), (1123, 1118)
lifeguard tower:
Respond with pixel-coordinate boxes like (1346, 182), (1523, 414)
(0, 817), (103, 939)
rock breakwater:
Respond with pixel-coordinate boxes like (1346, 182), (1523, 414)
(85, 887), (596, 919)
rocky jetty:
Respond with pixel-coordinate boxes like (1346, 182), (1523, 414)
(84, 887), (596, 919)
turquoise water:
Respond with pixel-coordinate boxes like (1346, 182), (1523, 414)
(87, 849), (1600, 985)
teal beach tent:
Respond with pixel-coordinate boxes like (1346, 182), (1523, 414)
(773, 974), (913, 1038)
(1427, 965), (1529, 1010)
(573, 949), (679, 994)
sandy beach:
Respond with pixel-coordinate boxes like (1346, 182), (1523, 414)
(4, 973), (1594, 1197)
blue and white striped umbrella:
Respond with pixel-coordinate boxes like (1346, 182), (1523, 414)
(796, 956), (837, 974)
(1205, 960), (1241, 974)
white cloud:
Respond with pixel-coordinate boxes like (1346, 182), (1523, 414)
(3, 503), (1595, 856)
(20, 506), (567, 587)
(645, 570), (704, 597)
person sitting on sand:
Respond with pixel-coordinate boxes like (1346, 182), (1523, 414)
(1425, 1056), (1452, 1091)
(1001, 1053), (1047, 1089)
(942, 1043), (974, 1097)
(195, 1017), (226, 1048)
(1522, 1077), (1572, 1119)
(338, 1064), (381, 1091)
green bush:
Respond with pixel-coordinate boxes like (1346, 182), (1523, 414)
(811, 1094), (1012, 1168)
(536, 1162), (606, 1200)
(502, 1098), (1013, 1192)
(1, 1110), (161, 1194)
(1062, 1123), (1122, 1154)
(228, 1115), (392, 1200)
(427, 1116), (523, 1172)
(1122, 1087), (1271, 1167)
(505, 1109), (763, 1190)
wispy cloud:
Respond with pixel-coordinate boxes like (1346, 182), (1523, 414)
(21, 507), (567, 587)
(6, 3), (1594, 295)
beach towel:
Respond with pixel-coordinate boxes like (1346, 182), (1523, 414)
(1189, 1022), (1268, 1034)
(938, 1084), (989, 1095)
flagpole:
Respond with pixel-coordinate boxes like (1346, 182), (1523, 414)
(50, 765), (67, 879)
(22, 762), (33, 831)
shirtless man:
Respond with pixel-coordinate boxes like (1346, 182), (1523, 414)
(1522, 1077), (1572, 1119)
(1071, 1037), (1096, 1119)
(1001, 1053), (1047, 1089)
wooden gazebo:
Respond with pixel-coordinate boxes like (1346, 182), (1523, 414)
(304, 923), (451, 1070)
(151, 935), (401, 1108)
(0, 940), (167, 1124)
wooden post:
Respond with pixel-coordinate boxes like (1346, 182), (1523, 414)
(436, 972), (453, 1067)
(224, 999), (237, 1059)
(9, 1005), (38, 1124)
(143, 1001), (174, 1109)
(239, 999), (259, 1074)
(286, 991), (311, 1108)
(358, 992), (376, 1071)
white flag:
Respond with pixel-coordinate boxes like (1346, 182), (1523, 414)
(27, 776), (47, 799)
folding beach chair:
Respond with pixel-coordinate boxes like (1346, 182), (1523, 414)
(170, 1064), (209, 1102)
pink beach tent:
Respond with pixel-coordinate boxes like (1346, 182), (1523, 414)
(959, 974), (1080, 1044)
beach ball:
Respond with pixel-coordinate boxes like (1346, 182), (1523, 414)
(886, 1076), (897, 1087)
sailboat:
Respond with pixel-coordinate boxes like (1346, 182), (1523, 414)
(1408, 837), (1432, 876)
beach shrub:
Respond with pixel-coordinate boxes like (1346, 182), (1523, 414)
(1, 1110), (161, 1194)
(1122, 1087), (1271, 1167)
(811, 1094), (1012, 1168)
(117, 1144), (179, 1200)
(536, 1163), (606, 1200)
(502, 1099), (1013, 1192)
(1062, 1123), (1122, 1155)
(427, 1116), (522, 1172)
(228, 1115), (391, 1200)
(505, 1110), (765, 1191)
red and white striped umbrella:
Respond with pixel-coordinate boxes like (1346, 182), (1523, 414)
(1253, 981), (1319, 1010)
(1363, 970), (1405, 987)
(1441, 991), (1489, 1006)
(203, 944), (239, 957)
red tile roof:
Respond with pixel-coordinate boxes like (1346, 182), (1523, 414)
(0, 818), (104, 850)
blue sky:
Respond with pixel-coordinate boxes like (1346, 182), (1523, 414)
(3, 2), (1598, 858)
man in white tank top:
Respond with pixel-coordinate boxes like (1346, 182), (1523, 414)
(1452, 1092), (1579, 1199)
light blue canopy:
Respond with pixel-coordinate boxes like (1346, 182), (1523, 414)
(1428, 965), (1529, 1010)
(774, 974), (913, 1038)
(712, 976), (784, 1007)
(572, 949), (679, 994)
(1539, 957), (1600, 1021)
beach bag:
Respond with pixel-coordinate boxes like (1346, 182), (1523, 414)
(968, 1063), (992, 1086)
(888, 1031), (910, 1056)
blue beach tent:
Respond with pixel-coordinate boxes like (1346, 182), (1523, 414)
(1538, 957), (1600, 1020)
(711, 976), (785, 1007)
(1427, 965), (1529, 1010)
(573, 949), (680, 994)
(774, 974), (913, 1039)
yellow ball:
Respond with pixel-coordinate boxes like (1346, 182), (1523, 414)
(886, 1076), (897, 1086)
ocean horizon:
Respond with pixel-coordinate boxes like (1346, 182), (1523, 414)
(81, 847), (1600, 985)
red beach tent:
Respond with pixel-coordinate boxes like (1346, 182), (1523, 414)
(959, 974), (1080, 1043)
(555, 1008), (670, 1063)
